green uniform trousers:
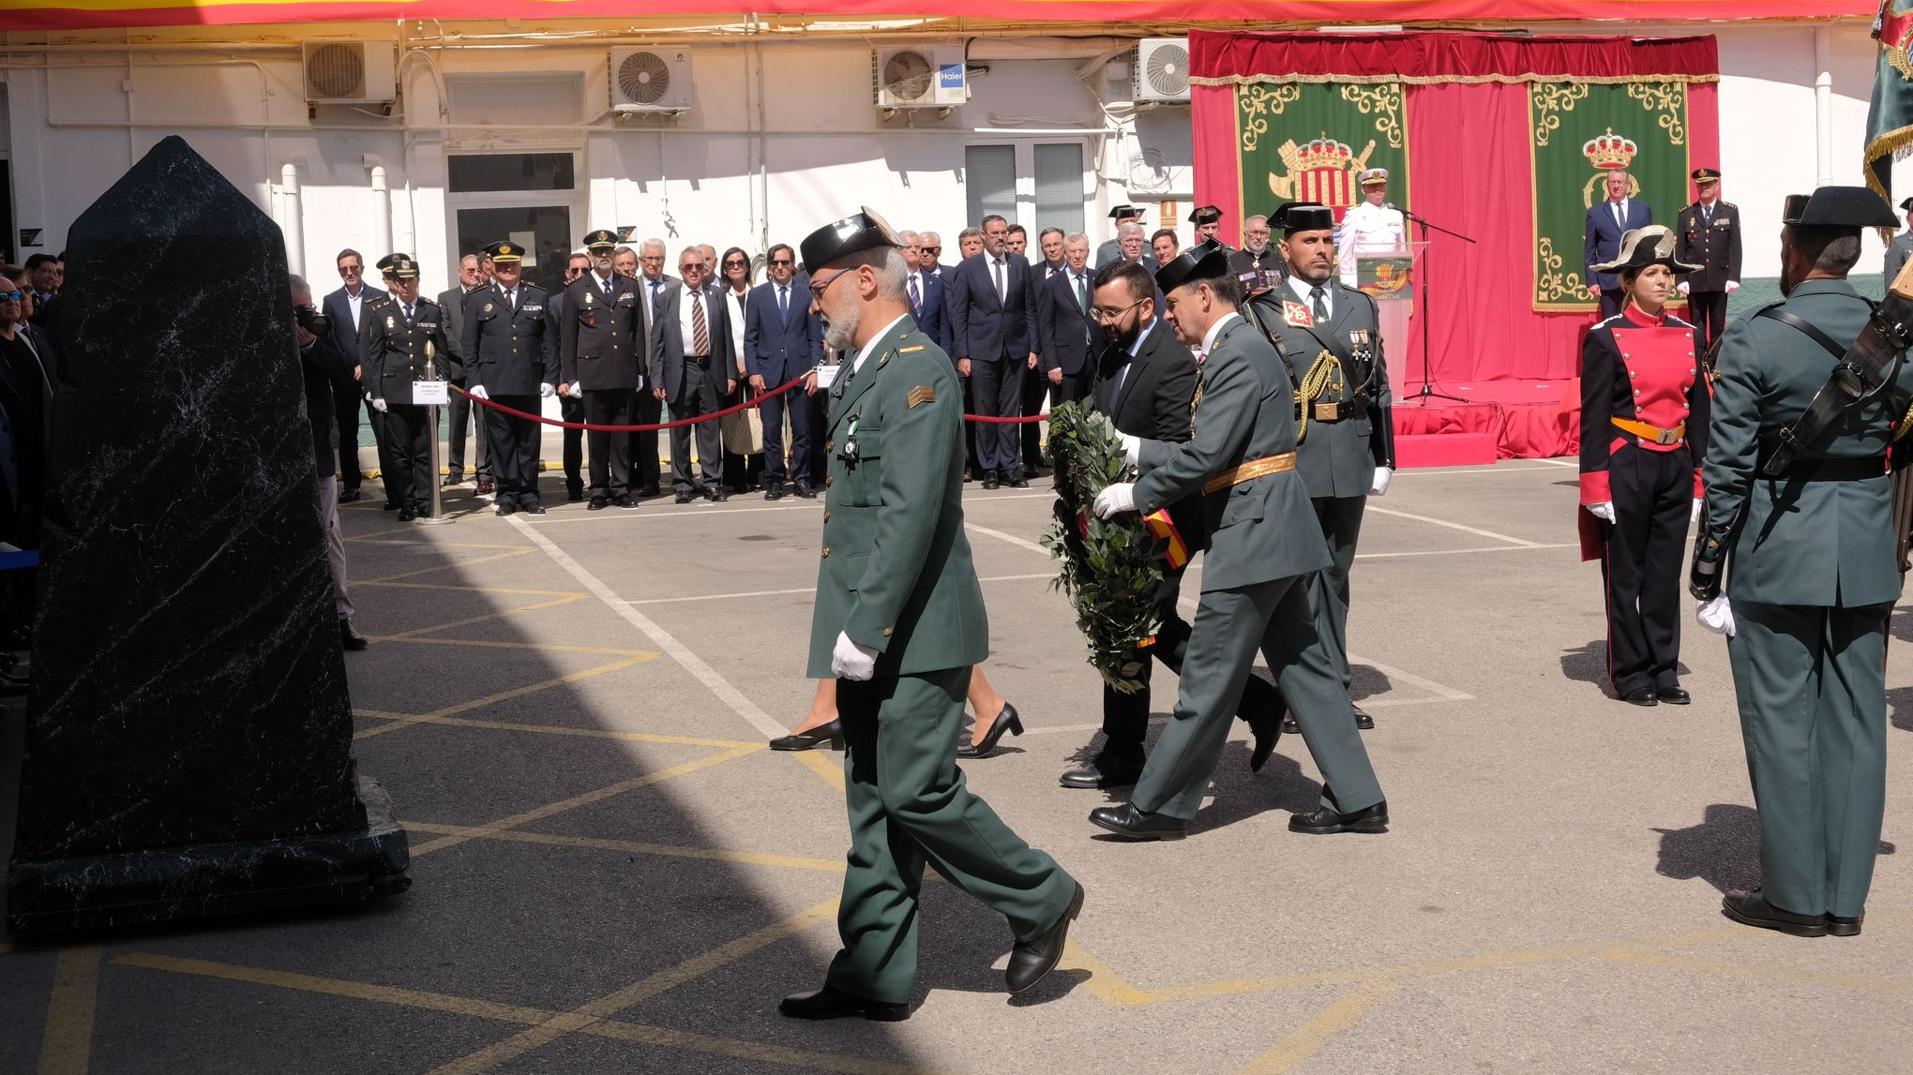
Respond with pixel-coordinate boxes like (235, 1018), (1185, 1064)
(827, 668), (1077, 1005)
(1726, 600), (1890, 919)
(1310, 495), (1367, 691)
(1130, 574), (1385, 821)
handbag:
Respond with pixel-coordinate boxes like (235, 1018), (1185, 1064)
(720, 383), (764, 456)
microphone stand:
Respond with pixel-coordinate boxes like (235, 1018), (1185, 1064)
(1397, 205), (1475, 405)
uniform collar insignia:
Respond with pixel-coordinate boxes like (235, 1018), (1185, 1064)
(1283, 300), (1313, 327)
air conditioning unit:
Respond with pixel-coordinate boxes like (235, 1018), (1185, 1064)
(1133, 38), (1191, 105)
(302, 42), (397, 106)
(873, 47), (967, 110)
(609, 48), (694, 115)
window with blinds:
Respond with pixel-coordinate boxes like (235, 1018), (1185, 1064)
(1034, 144), (1085, 236)
(964, 144), (1017, 227)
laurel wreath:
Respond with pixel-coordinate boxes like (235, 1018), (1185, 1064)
(1039, 401), (1167, 695)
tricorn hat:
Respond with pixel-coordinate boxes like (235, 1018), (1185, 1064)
(800, 207), (901, 275)
(1188, 205), (1223, 226)
(484, 240), (525, 264)
(1108, 204), (1144, 221)
(1780, 186), (1898, 229)
(1283, 202), (1336, 235)
(1900, 196), (1913, 213)
(1589, 225), (1701, 275)
(1155, 239), (1230, 294)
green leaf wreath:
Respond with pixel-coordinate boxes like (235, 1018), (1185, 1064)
(1040, 400), (1166, 694)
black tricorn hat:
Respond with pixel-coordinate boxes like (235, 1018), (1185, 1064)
(1589, 225), (1701, 275)
(1188, 204), (1223, 226)
(1283, 202), (1336, 235)
(1108, 204), (1143, 221)
(1900, 196), (1913, 212)
(800, 207), (901, 275)
(1781, 186), (1898, 229)
(1155, 239), (1230, 294)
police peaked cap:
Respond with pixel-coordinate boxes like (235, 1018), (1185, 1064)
(1690, 167), (1721, 183)
(1781, 186), (1898, 229)
(484, 240), (525, 264)
(1283, 203), (1336, 235)
(375, 254), (399, 273)
(800, 207), (901, 274)
(385, 254), (420, 279)
(582, 229), (619, 251)
(1155, 239), (1231, 294)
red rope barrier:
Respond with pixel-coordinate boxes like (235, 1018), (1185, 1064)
(451, 375), (1051, 430)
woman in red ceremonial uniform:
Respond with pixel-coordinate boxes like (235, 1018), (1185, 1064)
(1579, 225), (1710, 707)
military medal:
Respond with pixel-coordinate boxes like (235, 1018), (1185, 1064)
(842, 413), (861, 462)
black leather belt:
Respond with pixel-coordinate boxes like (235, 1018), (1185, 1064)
(684, 355), (710, 365)
(1754, 454), (1886, 482)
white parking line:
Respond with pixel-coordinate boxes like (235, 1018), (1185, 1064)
(526, 502), (823, 523)
(1357, 543), (1575, 560)
(623, 572), (1054, 606)
(1364, 506), (1543, 548)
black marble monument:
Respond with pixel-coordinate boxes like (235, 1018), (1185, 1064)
(5, 136), (409, 936)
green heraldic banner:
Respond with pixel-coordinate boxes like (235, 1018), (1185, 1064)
(1529, 81), (1691, 311)
(1237, 81), (1410, 229)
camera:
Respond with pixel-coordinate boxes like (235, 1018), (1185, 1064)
(294, 303), (331, 336)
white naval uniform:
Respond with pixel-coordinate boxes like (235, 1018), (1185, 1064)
(1337, 201), (1407, 287)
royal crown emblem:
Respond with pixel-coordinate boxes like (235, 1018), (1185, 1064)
(1583, 128), (1639, 171)
(1268, 134), (1376, 222)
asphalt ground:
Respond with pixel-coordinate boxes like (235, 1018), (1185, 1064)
(4, 455), (1913, 1074)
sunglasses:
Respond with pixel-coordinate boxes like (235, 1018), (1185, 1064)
(768, 258), (793, 267)
(724, 258), (748, 268)
(0, 291), (20, 302)
(921, 246), (941, 254)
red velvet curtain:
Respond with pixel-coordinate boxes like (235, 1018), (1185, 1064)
(1191, 31), (1722, 389)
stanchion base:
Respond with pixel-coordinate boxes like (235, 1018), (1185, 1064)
(414, 516), (454, 526)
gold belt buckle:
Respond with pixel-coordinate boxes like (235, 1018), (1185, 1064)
(1316, 402), (1340, 421)
(1656, 426), (1681, 445)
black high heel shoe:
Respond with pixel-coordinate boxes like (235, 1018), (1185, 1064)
(769, 719), (844, 752)
(956, 703), (1023, 759)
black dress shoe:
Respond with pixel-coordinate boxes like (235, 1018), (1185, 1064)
(567, 488), (585, 503)
(1657, 686), (1691, 705)
(1282, 715), (1300, 734)
(1005, 882), (1085, 994)
(339, 487), (364, 503)
(587, 496), (609, 511)
(674, 492), (695, 504)
(640, 485), (663, 498)
(397, 506), (416, 522)
(1721, 891), (1828, 937)
(765, 484), (786, 501)
(1622, 688), (1659, 707)
(615, 494), (639, 510)
(778, 984), (910, 1022)
(1289, 800), (1389, 835)
(795, 485), (817, 499)
(1009, 477), (1031, 489)
(769, 720), (844, 752)
(956, 703), (1023, 758)
(981, 472), (1000, 490)
(709, 490), (730, 503)
(1089, 804), (1187, 841)
(1246, 712), (1280, 773)
(522, 503), (547, 516)
(382, 501), (399, 511)
(441, 475), (461, 488)
(1353, 704), (1375, 731)
(1061, 759), (1144, 790)
(1828, 913), (1864, 937)
(475, 478), (495, 496)
(496, 502), (517, 517)
(339, 620), (369, 652)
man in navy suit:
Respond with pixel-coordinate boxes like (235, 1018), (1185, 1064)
(899, 231), (951, 353)
(746, 243), (823, 500)
(321, 248), (385, 502)
(1035, 233), (1099, 407)
(947, 214), (1036, 488)
(1583, 170), (1653, 317)
(649, 246), (736, 503)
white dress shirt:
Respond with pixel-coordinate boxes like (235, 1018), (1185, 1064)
(346, 286), (366, 331)
(851, 314), (910, 376)
(726, 286), (748, 370)
(678, 282), (709, 357)
(1288, 275), (1333, 320)
(1200, 311), (1241, 357)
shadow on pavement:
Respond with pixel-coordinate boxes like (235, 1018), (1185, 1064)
(1653, 803), (1764, 896)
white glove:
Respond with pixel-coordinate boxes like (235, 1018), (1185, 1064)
(470, 384), (490, 401)
(567, 381), (584, 398)
(1120, 434), (1141, 466)
(1676, 281), (1691, 296)
(1725, 280), (1740, 294)
(1585, 501), (1615, 524)
(539, 382), (555, 399)
(831, 631), (878, 681)
(371, 398), (388, 414)
(1696, 595), (1736, 639)
(1691, 498), (1703, 525)
(1092, 483), (1137, 519)
(1369, 466), (1392, 497)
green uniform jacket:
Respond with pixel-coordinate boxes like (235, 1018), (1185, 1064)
(1133, 314), (1332, 591)
(1700, 278), (1913, 607)
(806, 315), (990, 677)
(1246, 282), (1395, 498)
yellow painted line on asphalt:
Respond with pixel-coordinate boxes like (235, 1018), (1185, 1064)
(1065, 940), (1157, 1006)
(37, 945), (102, 1075)
(1600, 948), (1913, 994)
(1235, 981), (1399, 1074)
(356, 548), (535, 584)
(352, 655), (657, 741)
(792, 750), (846, 792)
(429, 897), (840, 1075)
(585, 1020), (934, 1075)
(377, 593), (589, 640)
(407, 745), (763, 858)
(403, 822), (847, 873)
(360, 714), (756, 750)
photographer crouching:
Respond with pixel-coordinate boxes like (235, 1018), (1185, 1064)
(291, 274), (369, 652)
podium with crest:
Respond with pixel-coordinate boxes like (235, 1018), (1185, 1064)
(1345, 241), (1424, 399)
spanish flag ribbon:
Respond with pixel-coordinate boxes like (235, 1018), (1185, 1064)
(1143, 509), (1191, 570)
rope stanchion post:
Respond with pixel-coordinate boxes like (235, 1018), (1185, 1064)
(419, 343), (452, 526)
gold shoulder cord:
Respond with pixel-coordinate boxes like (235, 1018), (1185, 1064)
(1292, 350), (1343, 445)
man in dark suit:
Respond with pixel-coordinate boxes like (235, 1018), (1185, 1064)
(322, 248), (385, 502)
(437, 253), (491, 491)
(1019, 227), (1071, 472)
(561, 229), (644, 510)
(551, 252), (591, 501)
(746, 243), (822, 500)
(1584, 169), (1653, 317)
(465, 241), (559, 516)
(1059, 258), (1282, 790)
(899, 231), (951, 352)
(947, 214), (1035, 488)
(1034, 234), (1100, 409)
(650, 246), (736, 503)
(631, 239), (676, 497)
(1674, 167), (1742, 356)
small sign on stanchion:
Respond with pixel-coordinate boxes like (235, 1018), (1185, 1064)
(417, 343), (453, 526)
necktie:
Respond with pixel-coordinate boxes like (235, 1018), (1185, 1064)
(1704, 204), (1714, 225)
(692, 289), (709, 356)
(603, 276), (613, 300)
(993, 259), (1005, 304)
(404, 303), (415, 324)
(1613, 202), (1624, 228)
(1074, 273), (1088, 312)
(908, 274), (922, 314)
(1310, 286), (1328, 323)
(779, 284), (789, 321)
(506, 289), (517, 311)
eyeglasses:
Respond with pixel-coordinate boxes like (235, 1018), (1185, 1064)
(680, 264), (706, 273)
(921, 246), (941, 254)
(565, 266), (586, 277)
(809, 269), (854, 301)
(639, 255), (665, 264)
(768, 258), (793, 267)
(1091, 297), (1146, 322)
(724, 258), (748, 268)
(0, 292), (20, 303)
